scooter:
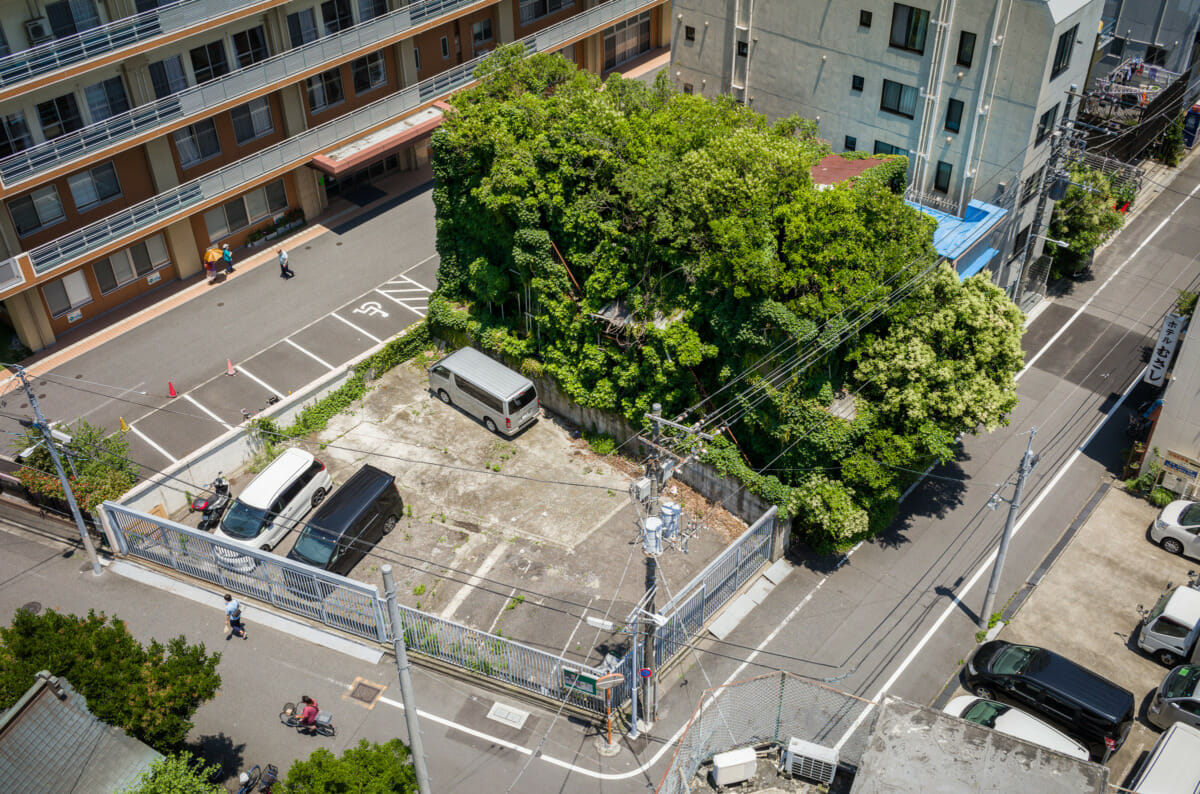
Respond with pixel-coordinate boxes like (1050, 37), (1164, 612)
(190, 473), (231, 531)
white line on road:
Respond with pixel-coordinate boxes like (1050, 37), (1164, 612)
(330, 313), (383, 344)
(440, 542), (509, 619)
(182, 394), (232, 431)
(373, 288), (428, 317)
(284, 337), (335, 370)
(127, 425), (177, 464)
(234, 366), (281, 399)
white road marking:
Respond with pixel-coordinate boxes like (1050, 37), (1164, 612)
(182, 394), (232, 431)
(373, 287), (427, 317)
(439, 543), (510, 620)
(284, 337), (335, 370)
(331, 312), (383, 344)
(235, 366), (281, 399)
(488, 587), (518, 634)
(127, 424), (177, 464)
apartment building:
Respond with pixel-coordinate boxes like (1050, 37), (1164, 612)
(1094, 0), (1200, 104)
(670, 0), (1106, 294)
(0, 0), (669, 352)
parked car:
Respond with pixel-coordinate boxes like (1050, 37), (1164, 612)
(1138, 584), (1200, 667)
(963, 640), (1135, 759)
(1148, 664), (1200, 731)
(286, 464), (402, 576)
(428, 347), (539, 436)
(942, 696), (1090, 760)
(1151, 500), (1200, 559)
(1129, 722), (1200, 793)
(210, 448), (332, 572)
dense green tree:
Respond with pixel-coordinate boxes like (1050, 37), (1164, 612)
(0, 609), (221, 753)
(280, 739), (417, 794)
(121, 753), (222, 794)
(1046, 164), (1125, 277)
(11, 417), (137, 511)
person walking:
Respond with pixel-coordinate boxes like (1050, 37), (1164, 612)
(278, 247), (293, 279)
(224, 593), (247, 640)
(222, 244), (235, 274)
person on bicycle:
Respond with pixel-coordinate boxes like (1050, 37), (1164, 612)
(299, 696), (319, 727)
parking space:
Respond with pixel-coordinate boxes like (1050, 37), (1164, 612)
(189, 369), (280, 426)
(290, 315), (378, 367)
(133, 399), (225, 462)
(332, 295), (418, 340)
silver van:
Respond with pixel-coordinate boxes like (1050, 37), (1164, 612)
(428, 347), (539, 435)
(1131, 721), (1200, 793)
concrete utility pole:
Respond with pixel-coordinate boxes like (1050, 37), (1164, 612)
(382, 565), (432, 794)
(979, 428), (1038, 629)
(641, 403), (662, 725)
(11, 366), (101, 576)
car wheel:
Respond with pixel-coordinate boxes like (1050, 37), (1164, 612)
(437, 389), (451, 404)
(1162, 537), (1185, 556)
(311, 487), (327, 509)
(484, 417), (498, 434)
(972, 684), (996, 701)
(1157, 649), (1180, 667)
(382, 516), (398, 535)
(260, 542), (272, 552)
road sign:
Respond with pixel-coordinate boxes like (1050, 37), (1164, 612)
(563, 668), (598, 696)
(595, 673), (624, 691)
(639, 668), (653, 678)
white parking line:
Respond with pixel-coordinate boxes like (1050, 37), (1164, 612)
(440, 543), (509, 619)
(330, 312), (383, 344)
(373, 288), (428, 317)
(182, 394), (233, 431)
(127, 424), (177, 464)
(284, 337), (334, 370)
(235, 366), (281, 399)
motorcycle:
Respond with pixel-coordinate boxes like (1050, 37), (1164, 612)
(190, 473), (231, 532)
(280, 699), (336, 736)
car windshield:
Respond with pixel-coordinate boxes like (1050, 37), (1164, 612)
(1164, 666), (1200, 700)
(219, 500), (270, 539)
(990, 645), (1039, 675)
(1180, 503), (1200, 527)
(509, 386), (537, 411)
(290, 527), (336, 566)
(962, 699), (1009, 728)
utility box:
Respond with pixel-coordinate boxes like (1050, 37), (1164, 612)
(782, 737), (838, 785)
(711, 746), (756, 786)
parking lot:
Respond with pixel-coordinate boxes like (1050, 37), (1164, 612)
(944, 485), (1194, 786)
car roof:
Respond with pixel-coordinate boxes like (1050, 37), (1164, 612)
(239, 447), (314, 508)
(432, 347), (534, 402)
(307, 464), (395, 536)
(1024, 647), (1135, 722)
(1133, 722), (1200, 791)
(1163, 586), (1200, 627)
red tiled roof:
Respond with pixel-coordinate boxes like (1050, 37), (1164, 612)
(810, 153), (891, 186)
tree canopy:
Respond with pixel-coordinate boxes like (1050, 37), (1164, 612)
(11, 417), (138, 511)
(121, 753), (222, 794)
(280, 739), (417, 794)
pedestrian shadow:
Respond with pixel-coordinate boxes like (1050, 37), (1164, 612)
(186, 731), (246, 781)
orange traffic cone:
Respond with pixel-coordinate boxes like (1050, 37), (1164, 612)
(226, 358), (236, 376)
(168, 381), (178, 398)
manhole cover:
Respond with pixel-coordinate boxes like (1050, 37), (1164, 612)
(350, 683), (381, 704)
(18, 601), (41, 615)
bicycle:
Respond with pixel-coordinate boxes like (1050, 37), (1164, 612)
(235, 763), (277, 793)
(280, 699), (336, 736)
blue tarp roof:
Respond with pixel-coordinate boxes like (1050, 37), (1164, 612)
(958, 247), (998, 279)
(906, 199), (1008, 260)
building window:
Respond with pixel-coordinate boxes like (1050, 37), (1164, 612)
(845, 135), (857, 150)
(232, 26), (269, 68)
(45, 0), (100, 38)
(306, 68), (344, 113)
(1021, 168), (1042, 205)
(956, 31), (976, 67)
(603, 12), (651, 70)
(173, 120), (221, 168)
(67, 162), (121, 211)
(204, 180), (288, 241)
(1011, 225), (1030, 260)
(321, 0), (354, 35)
(880, 78), (918, 118)
(683, 83), (693, 94)
(84, 76), (129, 122)
(933, 160), (952, 193)
(287, 9), (319, 47)
(889, 4), (929, 54)
(1035, 103), (1059, 144)
(357, 0), (387, 22)
(1145, 45), (1168, 67)
(944, 98), (963, 132)
(472, 18), (493, 45)
(685, 25), (695, 41)
(413, 46), (421, 71)
(0, 112), (33, 158)
(859, 10), (872, 28)
(148, 56), (188, 99)
(41, 269), (92, 318)
(190, 40), (230, 84)
(519, 0), (571, 25)
(1109, 38), (1126, 59)
(94, 235), (169, 294)
(37, 94), (83, 140)
(230, 97), (274, 144)
(9, 185), (65, 236)
(1050, 25), (1077, 78)
(737, 40), (748, 57)
(851, 74), (864, 91)
(352, 52), (386, 93)
(874, 140), (904, 155)
(440, 36), (449, 58)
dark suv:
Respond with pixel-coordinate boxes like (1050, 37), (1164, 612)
(963, 640), (1134, 760)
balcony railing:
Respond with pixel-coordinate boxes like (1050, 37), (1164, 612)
(0, 0), (282, 92)
(27, 0), (664, 277)
(0, 0), (487, 189)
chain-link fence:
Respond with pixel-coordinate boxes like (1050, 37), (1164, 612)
(656, 671), (877, 794)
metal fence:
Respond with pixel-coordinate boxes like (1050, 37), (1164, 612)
(656, 671), (877, 794)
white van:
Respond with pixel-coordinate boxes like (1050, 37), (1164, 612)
(1131, 721), (1200, 793)
(428, 347), (539, 436)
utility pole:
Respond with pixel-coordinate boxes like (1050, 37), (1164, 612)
(12, 366), (101, 576)
(641, 403), (662, 726)
(381, 565), (432, 794)
(979, 428), (1038, 629)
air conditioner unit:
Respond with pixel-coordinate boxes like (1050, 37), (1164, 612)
(781, 737), (838, 785)
(711, 746), (756, 786)
(24, 17), (52, 44)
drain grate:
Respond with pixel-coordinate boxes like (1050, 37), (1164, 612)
(18, 601), (42, 615)
(350, 682), (382, 704)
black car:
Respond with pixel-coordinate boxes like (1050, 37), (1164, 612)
(963, 640), (1134, 760)
(286, 464), (402, 576)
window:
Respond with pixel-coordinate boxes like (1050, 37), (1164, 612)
(472, 18), (493, 45)
(880, 78), (918, 118)
(933, 160), (952, 193)
(148, 56), (187, 99)
(413, 46), (421, 71)
(603, 11), (651, 70)
(321, 0), (354, 35)
(190, 40), (230, 84)
(0, 113), (32, 158)
(874, 140), (904, 155)
(45, 0), (101, 38)
(682, 83), (693, 94)
(173, 120), (221, 167)
(232, 26), (269, 68)
(287, 9), (319, 47)
(851, 74), (864, 91)
(357, 0), (387, 21)
(519, 0), (571, 25)
(67, 162), (120, 210)
(957, 31), (976, 67)
(685, 25), (695, 41)
(1011, 225), (1030, 260)
(1051, 25), (1077, 78)
(889, 4), (929, 54)
(737, 40), (748, 57)
(93, 235), (169, 293)
(844, 136), (857, 150)
(37, 94), (83, 140)
(1036, 103), (1059, 144)
(203, 180), (288, 241)
(859, 10), (872, 27)
(1021, 168), (1042, 205)
(351, 52), (386, 93)
(9, 185), (65, 236)
(83, 76), (129, 122)
(230, 98), (273, 144)
(944, 98), (963, 132)
(306, 68), (344, 113)
(440, 36), (449, 58)
(0, 26), (9, 58)
(42, 269), (92, 318)
(1145, 45), (1168, 67)
(135, 0), (165, 11)
(1152, 617), (1192, 639)
(1110, 37), (1126, 59)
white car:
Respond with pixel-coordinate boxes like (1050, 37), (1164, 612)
(1151, 500), (1200, 560)
(943, 696), (1090, 760)
(210, 448), (332, 572)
